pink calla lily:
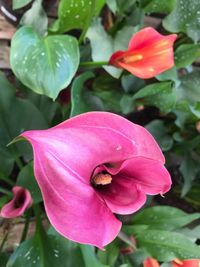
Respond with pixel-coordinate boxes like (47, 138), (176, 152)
(19, 112), (171, 248)
(0, 186), (32, 218)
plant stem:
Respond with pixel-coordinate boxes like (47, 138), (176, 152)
(79, 0), (96, 44)
(0, 187), (12, 196)
(0, 171), (14, 186)
(20, 209), (31, 243)
(0, 232), (9, 253)
(79, 61), (109, 68)
(118, 231), (136, 250)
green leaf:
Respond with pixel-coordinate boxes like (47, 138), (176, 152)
(179, 154), (200, 196)
(176, 71), (200, 103)
(133, 82), (176, 114)
(70, 72), (104, 117)
(13, 0), (32, 9)
(183, 184), (200, 207)
(86, 19), (138, 78)
(156, 67), (178, 84)
(106, 0), (117, 13)
(142, 0), (176, 13)
(145, 120), (173, 151)
(135, 229), (200, 261)
(51, 0), (105, 33)
(163, 0), (200, 42)
(10, 26), (80, 100)
(97, 242), (119, 267)
(17, 162), (42, 203)
(80, 245), (108, 267)
(0, 72), (47, 166)
(132, 206), (200, 231)
(175, 44), (200, 68)
(7, 226), (85, 267)
(20, 0), (48, 36)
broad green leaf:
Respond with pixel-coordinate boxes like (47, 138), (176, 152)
(175, 44), (200, 68)
(176, 71), (200, 103)
(135, 229), (200, 261)
(70, 72), (104, 117)
(86, 19), (138, 78)
(86, 18), (121, 78)
(20, 0), (48, 36)
(0, 72), (47, 168)
(51, 0), (105, 33)
(13, 0), (32, 9)
(106, 0), (117, 13)
(121, 74), (145, 94)
(17, 162), (42, 203)
(133, 82), (176, 114)
(177, 225), (200, 242)
(10, 26), (80, 100)
(132, 206), (200, 230)
(156, 67), (178, 84)
(183, 184), (200, 207)
(126, 249), (149, 267)
(7, 226), (85, 267)
(93, 73), (125, 113)
(116, 0), (136, 14)
(142, 0), (176, 13)
(145, 120), (173, 151)
(163, 0), (200, 42)
(173, 101), (197, 128)
(80, 245), (108, 267)
(179, 154), (200, 196)
(97, 242), (119, 266)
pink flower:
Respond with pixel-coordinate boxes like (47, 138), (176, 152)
(19, 112), (171, 248)
(109, 27), (177, 79)
(0, 186), (32, 218)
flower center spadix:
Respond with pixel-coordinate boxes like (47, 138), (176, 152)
(92, 173), (112, 186)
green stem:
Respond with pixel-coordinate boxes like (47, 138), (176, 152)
(0, 232), (9, 253)
(118, 231), (136, 250)
(20, 209), (31, 243)
(79, 61), (109, 68)
(0, 171), (15, 186)
(79, 0), (96, 44)
(33, 204), (43, 231)
(12, 150), (24, 170)
(0, 187), (12, 196)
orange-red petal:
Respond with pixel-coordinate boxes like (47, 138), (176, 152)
(172, 259), (200, 267)
(143, 258), (160, 267)
(109, 27), (177, 79)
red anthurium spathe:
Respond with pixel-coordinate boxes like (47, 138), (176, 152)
(172, 259), (200, 267)
(143, 258), (160, 267)
(19, 112), (171, 248)
(0, 186), (32, 218)
(109, 27), (177, 78)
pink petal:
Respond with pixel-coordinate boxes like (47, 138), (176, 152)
(56, 112), (165, 163)
(97, 175), (146, 215)
(0, 186), (32, 218)
(119, 157), (171, 195)
(33, 148), (121, 248)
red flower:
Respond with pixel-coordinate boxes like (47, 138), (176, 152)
(109, 27), (177, 79)
(172, 259), (200, 267)
(143, 258), (160, 267)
